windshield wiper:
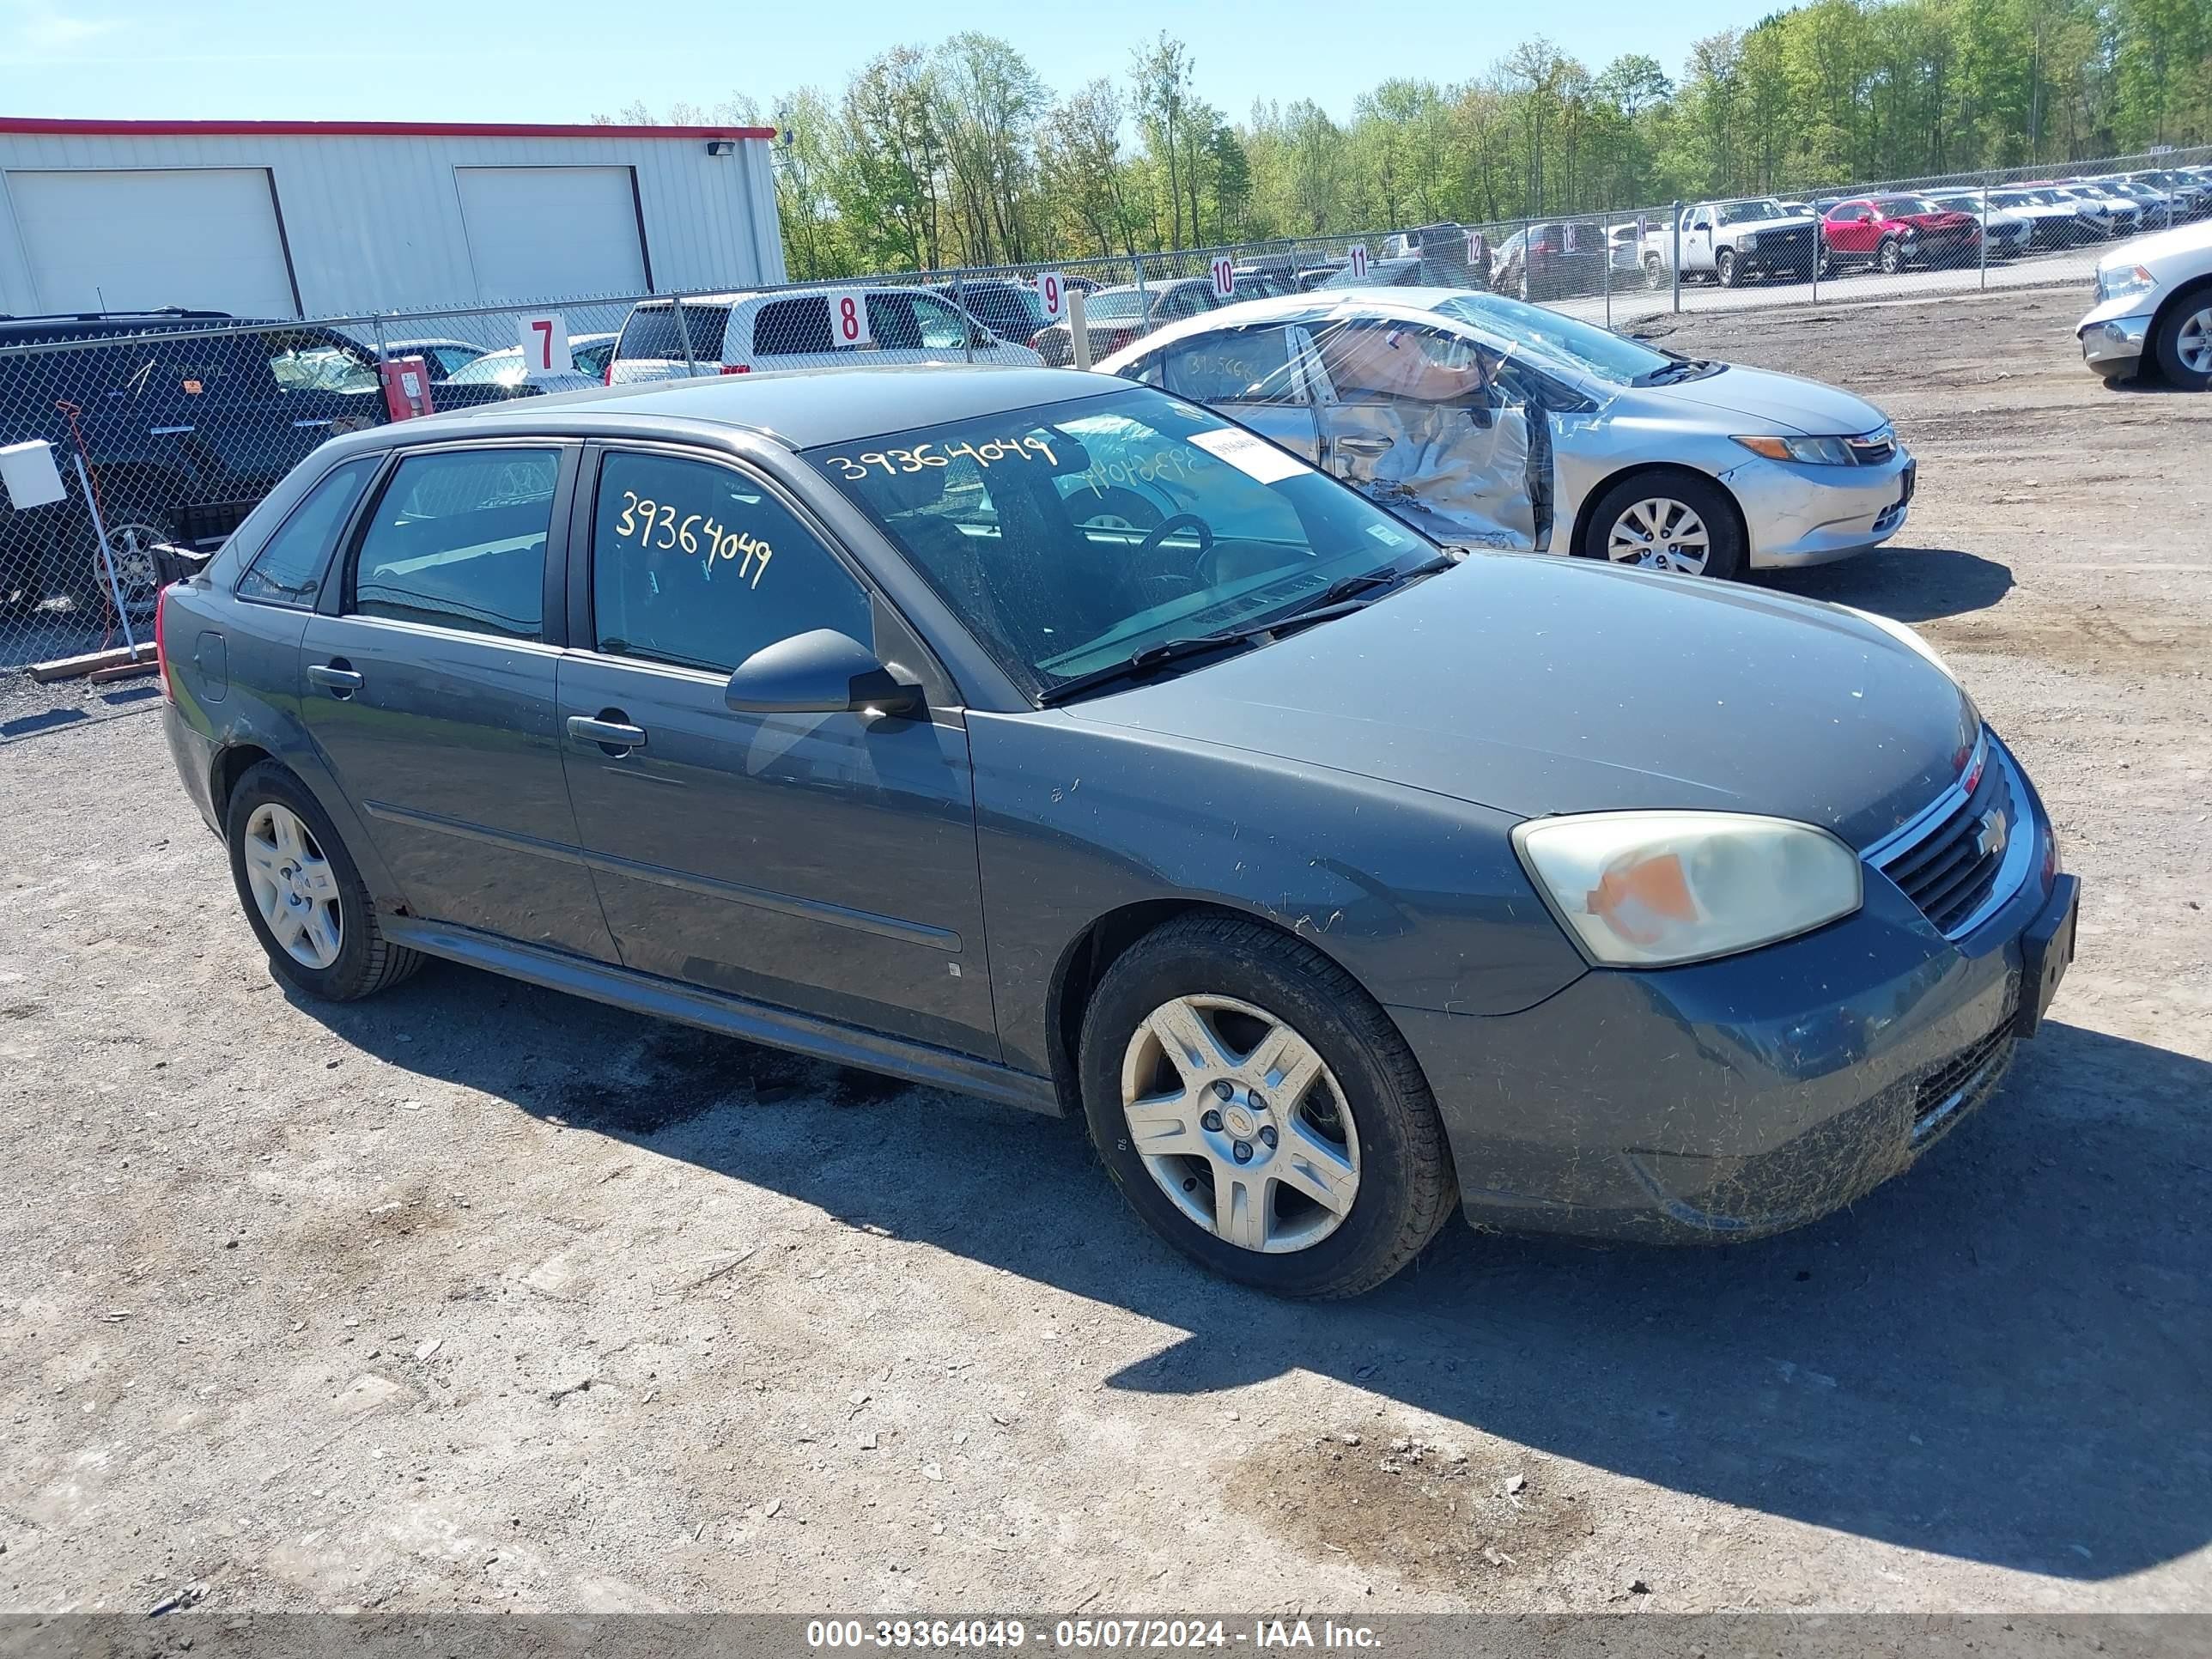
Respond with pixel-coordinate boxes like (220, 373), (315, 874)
(1035, 632), (1263, 707)
(1035, 556), (1455, 708)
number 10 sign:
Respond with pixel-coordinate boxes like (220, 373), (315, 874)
(520, 313), (571, 380)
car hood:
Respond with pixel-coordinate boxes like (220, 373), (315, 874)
(1066, 555), (1978, 851)
(1639, 363), (1887, 437)
(2106, 216), (2212, 271)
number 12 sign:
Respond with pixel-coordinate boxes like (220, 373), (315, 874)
(824, 289), (873, 348)
(520, 313), (571, 380)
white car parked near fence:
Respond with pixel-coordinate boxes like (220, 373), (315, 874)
(607, 285), (1042, 382)
(2078, 218), (2212, 388)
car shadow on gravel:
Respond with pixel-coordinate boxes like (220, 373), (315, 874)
(1756, 545), (2014, 623)
(307, 967), (2211, 1585)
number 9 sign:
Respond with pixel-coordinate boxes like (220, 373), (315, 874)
(1211, 257), (1236, 301)
(1034, 270), (1066, 323)
(824, 289), (872, 349)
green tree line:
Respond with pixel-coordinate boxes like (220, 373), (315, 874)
(598, 0), (2212, 278)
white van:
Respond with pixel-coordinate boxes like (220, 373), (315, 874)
(606, 285), (1044, 383)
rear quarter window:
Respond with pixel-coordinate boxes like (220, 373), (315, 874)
(236, 456), (381, 608)
(617, 304), (732, 365)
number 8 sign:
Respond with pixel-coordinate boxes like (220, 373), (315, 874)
(824, 289), (872, 349)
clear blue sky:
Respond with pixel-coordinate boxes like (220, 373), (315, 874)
(3, 0), (1758, 125)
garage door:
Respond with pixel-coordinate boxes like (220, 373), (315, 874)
(455, 167), (648, 303)
(7, 168), (299, 319)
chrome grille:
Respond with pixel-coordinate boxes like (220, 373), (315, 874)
(1875, 742), (2014, 936)
(1846, 428), (1897, 465)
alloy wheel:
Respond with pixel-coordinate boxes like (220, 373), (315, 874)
(2178, 307), (2212, 377)
(242, 802), (343, 970)
(1119, 994), (1361, 1255)
(1606, 497), (1713, 575)
(100, 522), (170, 618)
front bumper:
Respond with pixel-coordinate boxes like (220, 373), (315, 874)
(1729, 447), (1916, 568)
(1396, 734), (2068, 1243)
(2078, 310), (2153, 377)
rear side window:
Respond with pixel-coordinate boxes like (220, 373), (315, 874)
(589, 451), (871, 675)
(752, 296), (836, 356)
(1164, 327), (1297, 404)
(350, 448), (560, 639)
(617, 303), (731, 364)
(236, 456), (380, 607)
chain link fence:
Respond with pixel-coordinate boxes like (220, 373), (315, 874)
(3, 143), (2205, 739)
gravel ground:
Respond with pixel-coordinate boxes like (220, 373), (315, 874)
(1, 284), (2207, 1619)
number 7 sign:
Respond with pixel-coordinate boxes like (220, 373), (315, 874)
(520, 313), (571, 380)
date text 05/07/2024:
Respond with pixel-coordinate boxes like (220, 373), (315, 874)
(804, 1619), (1384, 1650)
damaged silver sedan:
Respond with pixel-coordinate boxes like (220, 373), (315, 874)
(1097, 290), (1916, 579)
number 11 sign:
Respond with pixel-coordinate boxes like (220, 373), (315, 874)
(520, 313), (571, 380)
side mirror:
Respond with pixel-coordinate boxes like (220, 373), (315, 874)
(969, 325), (997, 349)
(724, 629), (923, 719)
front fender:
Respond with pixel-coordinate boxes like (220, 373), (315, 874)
(967, 710), (1587, 1078)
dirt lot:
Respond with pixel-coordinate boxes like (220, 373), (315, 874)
(2, 284), (2207, 1618)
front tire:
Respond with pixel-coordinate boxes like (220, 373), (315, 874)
(1078, 915), (1455, 1298)
(1644, 253), (1667, 291)
(1580, 471), (1745, 580)
(225, 762), (423, 1001)
(1877, 237), (1905, 276)
(2152, 293), (2212, 391)
(1716, 250), (1740, 289)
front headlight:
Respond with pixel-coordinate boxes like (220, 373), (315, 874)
(1834, 604), (1959, 684)
(2097, 263), (2156, 302)
(1734, 233), (1759, 251)
(1514, 812), (1863, 968)
(1733, 434), (1855, 465)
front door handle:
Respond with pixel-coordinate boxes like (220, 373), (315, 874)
(567, 714), (648, 752)
(307, 662), (363, 697)
(1335, 434), (1395, 456)
(292, 417), (334, 430)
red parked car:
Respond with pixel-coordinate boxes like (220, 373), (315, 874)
(1821, 195), (1984, 276)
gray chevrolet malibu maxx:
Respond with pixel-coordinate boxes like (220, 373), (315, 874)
(157, 366), (2078, 1297)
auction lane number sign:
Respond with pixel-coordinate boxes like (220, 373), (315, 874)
(1034, 271), (1066, 322)
(1347, 244), (1369, 280)
(520, 313), (571, 380)
(1211, 257), (1237, 300)
(824, 289), (873, 348)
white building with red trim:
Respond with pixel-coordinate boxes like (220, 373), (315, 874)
(0, 118), (785, 321)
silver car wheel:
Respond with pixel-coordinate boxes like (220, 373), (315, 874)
(1607, 497), (1713, 575)
(242, 802), (343, 970)
(2179, 307), (2212, 377)
(101, 522), (169, 618)
(1120, 994), (1361, 1255)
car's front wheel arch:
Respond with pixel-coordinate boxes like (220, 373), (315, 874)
(1046, 897), (1376, 1118)
(2148, 274), (2212, 389)
(1571, 462), (1750, 577)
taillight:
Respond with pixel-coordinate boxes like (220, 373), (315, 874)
(720, 363), (750, 375)
(154, 582), (175, 703)
(603, 360), (615, 386)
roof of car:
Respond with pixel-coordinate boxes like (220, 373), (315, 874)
(387, 362), (1123, 449)
(1089, 287), (1498, 368)
(629, 283), (962, 310)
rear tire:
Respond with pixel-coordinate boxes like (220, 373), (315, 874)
(1077, 915), (1455, 1298)
(2152, 292), (2212, 392)
(1644, 253), (1667, 291)
(224, 762), (423, 1002)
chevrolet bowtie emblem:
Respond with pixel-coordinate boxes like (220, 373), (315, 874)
(1975, 808), (2008, 862)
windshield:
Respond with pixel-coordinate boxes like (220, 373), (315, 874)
(1436, 294), (1672, 386)
(1879, 197), (1941, 216)
(805, 386), (1442, 699)
(1716, 199), (1790, 227)
(1083, 289), (1150, 322)
(448, 349), (526, 386)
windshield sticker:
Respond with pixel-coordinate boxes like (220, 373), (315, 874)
(614, 492), (773, 588)
(1364, 521), (1413, 547)
(823, 435), (1058, 480)
(1187, 428), (1311, 485)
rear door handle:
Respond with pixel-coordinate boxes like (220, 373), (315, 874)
(1336, 434), (1395, 456)
(292, 417), (334, 429)
(307, 663), (363, 696)
(567, 715), (648, 751)
(149, 425), (195, 436)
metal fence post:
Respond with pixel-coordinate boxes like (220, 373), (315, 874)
(956, 272), (973, 365)
(1979, 180), (1990, 290)
(1068, 288), (1091, 373)
(1670, 201), (1682, 313)
(672, 293), (701, 377)
(373, 315), (389, 363)
(1811, 208), (1820, 304)
(1601, 204), (1613, 329)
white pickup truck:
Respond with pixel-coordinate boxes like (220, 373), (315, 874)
(1641, 198), (1824, 289)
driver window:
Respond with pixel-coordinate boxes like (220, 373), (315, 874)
(590, 451), (872, 675)
(1312, 322), (1493, 406)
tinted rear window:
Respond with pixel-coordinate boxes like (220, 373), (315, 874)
(617, 304), (731, 363)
